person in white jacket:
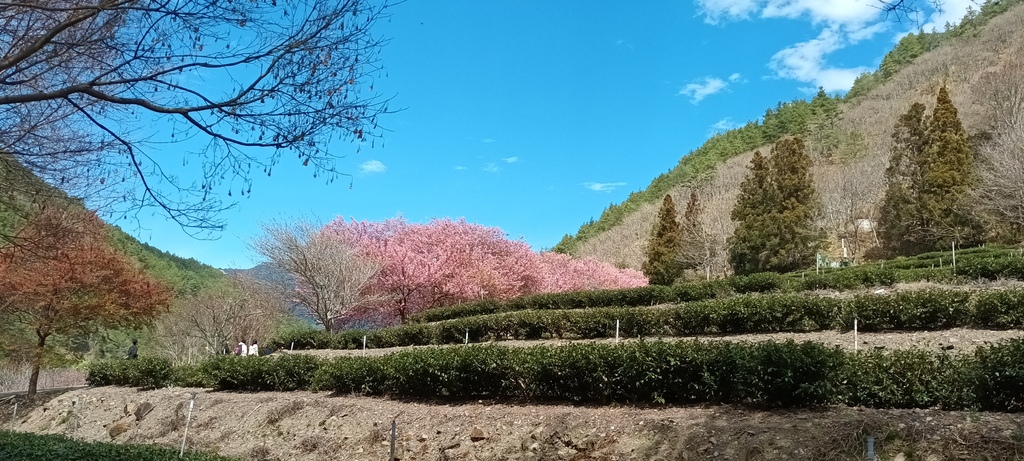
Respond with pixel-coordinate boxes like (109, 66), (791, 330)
(237, 341), (248, 356)
(249, 341), (259, 356)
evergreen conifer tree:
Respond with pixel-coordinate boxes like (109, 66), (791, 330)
(879, 86), (982, 255)
(919, 85), (983, 247)
(728, 138), (823, 274)
(642, 194), (683, 285)
(879, 102), (929, 255)
(728, 150), (773, 275)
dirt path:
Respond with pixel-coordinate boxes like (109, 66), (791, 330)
(284, 328), (1024, 358)
(10, 386), (1024, 460)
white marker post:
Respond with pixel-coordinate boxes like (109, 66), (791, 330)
(854, 318), (859, 351)
(615, 320), (620, 343)
(180, 393), (196, 457)
(464, 329), (469, 345)
(952, 241), (957, 273)
(362, 335), (367, 354)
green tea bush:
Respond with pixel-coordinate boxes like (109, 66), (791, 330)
(274, 288), (1024, 351)
(0, 431), (238, 461)
(729, 272), (791, 293)
(86, 339), (1024, 412)
(199, 355), (321, 392)
(973, 289), (1024, 329)
(973, 338), (1024, 412)
(310, 340), (845, 408)
(959, 256), (1024, 280)
(842, 349), (975, 409)
(87, 357), (175, 389)
(843, 289), (973, 331)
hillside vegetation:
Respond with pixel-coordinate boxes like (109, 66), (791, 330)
(555, 0), (1024, 272)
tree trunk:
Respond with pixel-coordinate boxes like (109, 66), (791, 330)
(28, 332), (47, 398)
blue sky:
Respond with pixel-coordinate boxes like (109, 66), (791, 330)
(118, 0), (976, 269)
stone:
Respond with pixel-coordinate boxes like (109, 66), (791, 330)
(134, 402), (155, 421)
(893, 454), (907, 461)
(470, 426), (487, 442)
(108, 420), (131, 439)
(418, 434), (428, 442)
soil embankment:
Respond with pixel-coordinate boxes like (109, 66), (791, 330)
(9, 386), (1024, 460)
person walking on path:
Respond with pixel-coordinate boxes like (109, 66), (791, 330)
(248, 341), (260, 357)
(236, 341), (248, 356)
(125, 339), (138, 360)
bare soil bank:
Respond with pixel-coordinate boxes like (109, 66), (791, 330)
(9, 386), (1024, 460)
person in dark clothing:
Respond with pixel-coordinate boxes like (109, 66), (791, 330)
(125, 339), (139, 360)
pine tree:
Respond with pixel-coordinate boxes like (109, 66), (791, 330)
(728, 150), (773, 275)
(919, 85), (983, 247)
(728, 138), (823, 275)
(879, 86), (982, 255)
(642, 194), (683, 285)
(879, 102), (928, 256)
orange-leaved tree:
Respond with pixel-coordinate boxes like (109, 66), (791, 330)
(0, 206), (171, 397)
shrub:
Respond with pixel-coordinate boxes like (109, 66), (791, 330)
(199, 355), (321, 392)
(842, 349), (975, 409)
(0, 431), (239, 461)
(730, 272), (791, 293)
(842, 289), (973, 331)
(87, 357), (174, 389)
(973, 338), (1024, 412)
(972, 289), (1024, 329)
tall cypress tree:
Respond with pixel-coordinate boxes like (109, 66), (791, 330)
(642, 194), (683, 285)
(728, 138), (823, 275)
(879, 102), (928, 256)
(728, 150), (773, 275)
(879, 86), (982, 255)
(919, 85), (983, 247)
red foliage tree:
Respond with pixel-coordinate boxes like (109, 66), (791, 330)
(323, 217), (647, 324)
(0, 207), (172, 396)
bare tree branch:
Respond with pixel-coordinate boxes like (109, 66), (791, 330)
(0, 0), (395, 238)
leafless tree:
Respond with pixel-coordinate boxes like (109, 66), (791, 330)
(971, 56), (1024, 238)
(250, 219), (383, 333)
(0, 0), (393, 238)
(154, 275), (286, 363)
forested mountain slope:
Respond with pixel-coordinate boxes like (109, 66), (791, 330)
(555, 0), (1024, 273)
(0, 154), (223, 296)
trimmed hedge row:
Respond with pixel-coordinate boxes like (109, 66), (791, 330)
(0, 431), (238, 461)
(88, 339), (1024, 411)
(272, 288), (1024, 350)
(413, 252), (1024, 324)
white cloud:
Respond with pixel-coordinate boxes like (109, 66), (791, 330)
(483, 163), (499, 172)
(728, 72), (742, 82)
(695, 0), (759, 23)
(695, 1), (894, 92)
(481, 138), (496, 143)
(359, 160), (387, 174)
(679, 77), (729, 103)
(769, 27), (871, 92)
(711, 117), (738, 133)
(698, 0), (881, 29)
(454, 165), (467, 171)
(920, 0), (976, 32)
(503, 156), (519, 163)
(582, 182), (627, 192)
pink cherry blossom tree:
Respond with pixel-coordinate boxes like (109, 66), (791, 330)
(323, 216), (647, 324)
